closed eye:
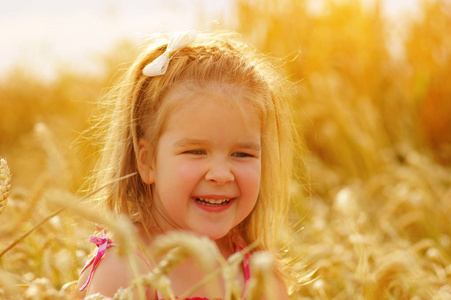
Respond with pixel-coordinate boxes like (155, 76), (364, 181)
(232, 152), (255, 158)
(183, 149), (206, 155)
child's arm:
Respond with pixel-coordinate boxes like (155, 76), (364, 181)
(74, 248), (156, 299)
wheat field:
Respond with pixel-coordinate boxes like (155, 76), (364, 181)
(1, 0), (450, 299)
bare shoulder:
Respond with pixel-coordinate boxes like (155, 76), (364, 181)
(74, 247), (156, 299)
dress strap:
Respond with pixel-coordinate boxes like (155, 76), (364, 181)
(79, 231), (117, 291)
(232, 235), (252, 299)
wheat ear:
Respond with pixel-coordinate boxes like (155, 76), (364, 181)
(0, 172), (137, 258)
(0, 158), (12, 216)
(245, 251), (277, 300)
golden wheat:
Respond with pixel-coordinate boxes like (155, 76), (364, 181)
(0, 157), (12, 216)
(0, 0), (450, 299)
(245, 251), (276, 300)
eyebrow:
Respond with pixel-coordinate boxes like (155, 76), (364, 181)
(236, 142), (262, 152)
(174, 138), (209, 148)
(174, 138), (261, 151)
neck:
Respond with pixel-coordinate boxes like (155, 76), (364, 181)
(214, 234), (236, 259)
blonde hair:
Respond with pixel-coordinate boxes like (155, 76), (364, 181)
(92, 31), (298, 285)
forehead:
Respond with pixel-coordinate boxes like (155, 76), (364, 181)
(160, 81), (262, 137)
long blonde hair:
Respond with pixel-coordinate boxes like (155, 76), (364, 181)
(91, 31), (298, 284)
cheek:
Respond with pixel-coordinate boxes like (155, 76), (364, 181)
(238, 162), (261, 197)
(174, 159), (205, 180)
(236, 164), (261, 220)
(157, 159), (205, 198)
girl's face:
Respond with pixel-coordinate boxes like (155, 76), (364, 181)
(139, 83), (262, 240)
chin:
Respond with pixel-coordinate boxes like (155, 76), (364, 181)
(194, 228), (230, 241)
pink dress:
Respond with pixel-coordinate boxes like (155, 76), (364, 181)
(79, 231), (252, 300)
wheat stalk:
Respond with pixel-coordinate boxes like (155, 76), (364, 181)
(0, 157), (12, 216)
(24, 277), (67, 300)
(114, 234), (259, 300)
(245, 251), (277, 300)
(33, 122), (70, 187)
(178, 240), (258, 300)
(130, 248), (180, 300)
(152, 231), (221, 270)
(0, 173), (137, 258)
(123, 232), (220, 300)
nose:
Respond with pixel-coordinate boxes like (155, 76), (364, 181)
(205, 160), (234, 184)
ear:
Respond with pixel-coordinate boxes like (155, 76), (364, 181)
(137, 138), (155, 184)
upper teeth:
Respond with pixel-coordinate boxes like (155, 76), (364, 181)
(197, 198), (230, 204)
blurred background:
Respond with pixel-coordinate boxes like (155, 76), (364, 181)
(1, 0), (450, 299)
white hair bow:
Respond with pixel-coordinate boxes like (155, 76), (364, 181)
(142, 30), (197, 77)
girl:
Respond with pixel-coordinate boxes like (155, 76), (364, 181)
(76, 30), (297, 299)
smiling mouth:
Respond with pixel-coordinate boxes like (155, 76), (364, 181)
(194, 197), (231, 206)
